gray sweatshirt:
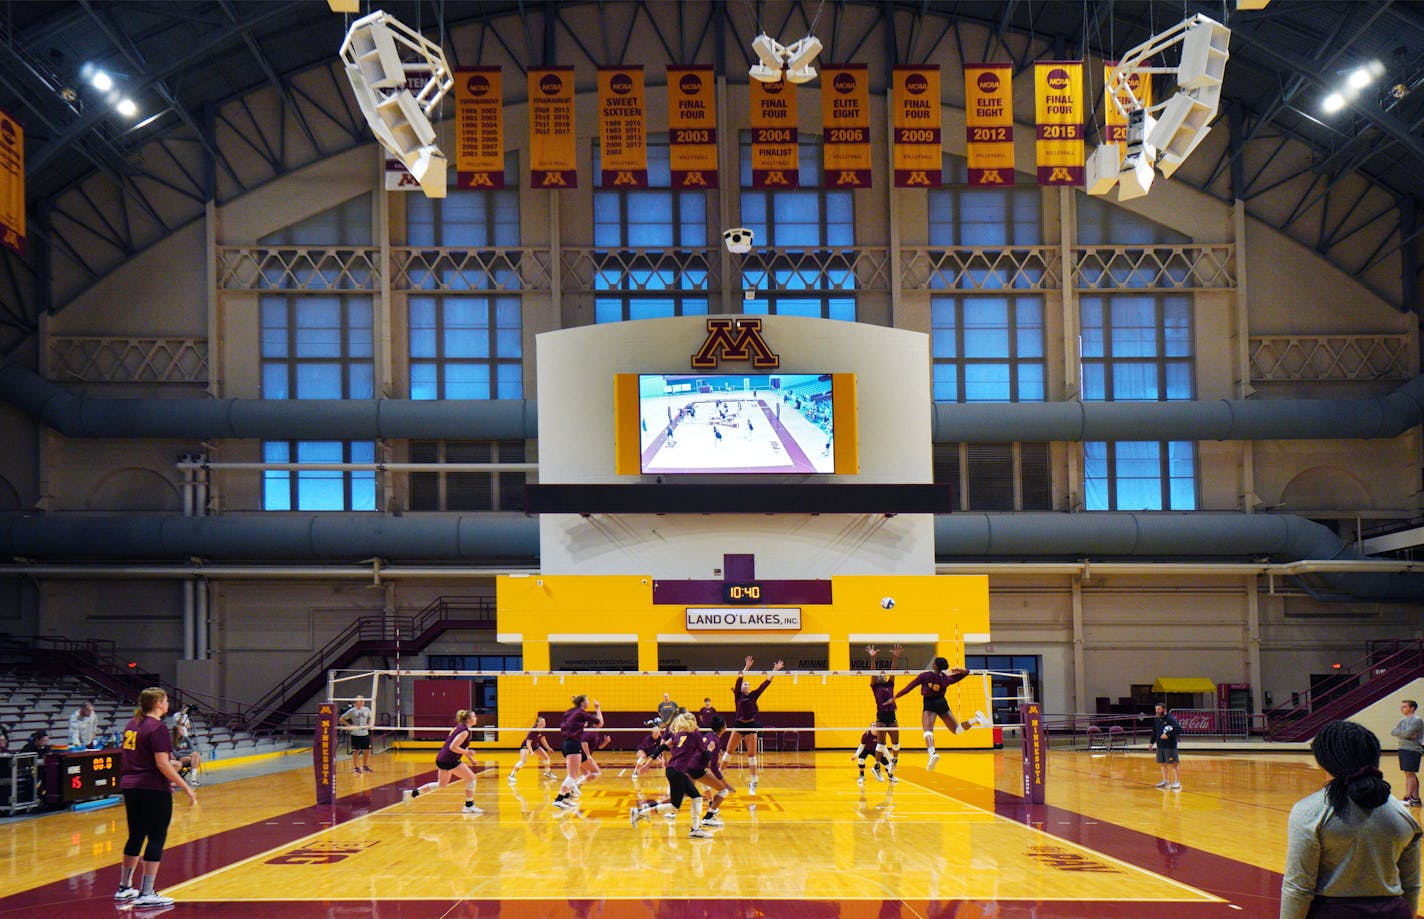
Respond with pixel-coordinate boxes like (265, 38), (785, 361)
(1391, 715), (1423, 754)
(1280, 788), (1421, 919)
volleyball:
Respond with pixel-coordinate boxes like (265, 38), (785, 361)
(880, 597), (895, 610)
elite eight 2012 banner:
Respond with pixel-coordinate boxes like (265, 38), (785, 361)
(964, 64), (1014, 187)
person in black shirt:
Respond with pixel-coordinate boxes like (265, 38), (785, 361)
(1149, 703), (1183, 789)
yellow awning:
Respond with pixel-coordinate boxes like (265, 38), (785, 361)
(1152, 677), (1216, 694)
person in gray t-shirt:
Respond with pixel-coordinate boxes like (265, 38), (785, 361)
(1280, 720), (1421, 919)
(1390, 699), (1423, 808)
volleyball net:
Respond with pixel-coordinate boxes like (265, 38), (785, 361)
(327, 666), (1035, 752)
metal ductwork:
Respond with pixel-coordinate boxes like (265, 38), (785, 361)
(0, 364), (537, 440)
(4, 363), (1421, 444)
(0, 514), (539, 561)
(931, 374), (1424, 442)
(934, 513), (1424, 602)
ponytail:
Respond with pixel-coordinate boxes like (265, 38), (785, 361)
(1311, 721), (1391, 813)
(455, 709), (474, 725)
(571, 694), (588, 708)
(136, 687), (166, 719)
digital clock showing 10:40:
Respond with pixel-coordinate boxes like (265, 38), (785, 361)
(722, 582), (764, 603)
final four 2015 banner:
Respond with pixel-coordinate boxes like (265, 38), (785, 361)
(892, 66), (941, 187)
(750, 78), (798, 188)
(1105, 61), (1154, 160)
(667, 66), (717, 189)
(0, 109), (23, 255)
(454, 66), (504, 189)
(964, 64), (1014, 186)
(1035, 61), (1085, 186)
(597, 66), (647, 188)
(528, 66), (577, 188)
(822, 64), (870, 188)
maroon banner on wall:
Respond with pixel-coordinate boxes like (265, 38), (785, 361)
(314, 702), (336, 805)
(1020, 701), (1046, 804)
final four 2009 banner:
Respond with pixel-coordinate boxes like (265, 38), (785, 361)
(893, 66), (941, 188)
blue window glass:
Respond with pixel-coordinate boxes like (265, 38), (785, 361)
(931, 295), (1045, 404)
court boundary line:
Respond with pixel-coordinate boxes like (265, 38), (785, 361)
(895, 765), (1228, 905)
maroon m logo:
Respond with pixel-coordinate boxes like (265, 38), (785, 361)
(691, 318), (780, 369)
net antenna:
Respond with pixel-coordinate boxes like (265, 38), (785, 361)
(1086, 13), (1230, 200)
(339, 9), (454, 198)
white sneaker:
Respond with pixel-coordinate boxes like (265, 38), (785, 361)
(508, 773), (517, 784)
(114, 886), (139, 901)
(552, 796), (572, 809)
(926, 752), (939, 768)
(629, 806), (644, 826)
(462, 805), (484, 816)
(663, 810), (678, 820)
(748, 779), (758, 795)
(1169, 782), (1182, 790)
(688, 827), (713, 839)
(133, 893), (176, 907)
(871, 763), (885, 782)
(975, 710), (989, 728)
(856, 774), (865, 787)
(1154, 780), (1170, 788)
(700, 814), (724, 827)
(402, 789), (415, 801)
(888, 774), (899, 784)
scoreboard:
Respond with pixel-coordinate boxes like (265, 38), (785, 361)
(45, 749), (122, 804)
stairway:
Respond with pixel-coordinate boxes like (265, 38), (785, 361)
(1265, 640), (1424, 742)
(243, 595), (496, 731)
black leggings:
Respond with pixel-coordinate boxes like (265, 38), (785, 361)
(122, 789), (173, 861)
(664, 767), (701, 809)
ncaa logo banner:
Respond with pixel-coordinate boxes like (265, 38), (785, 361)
(597, 66), (648, 188)
(528, 67), (577, 188)
(964, 64), (1014, 187)
(1104, 61), (1154, 161)
(667, 66), (718, 189)
(1035, 61), (1085, 186)
(0, 109), (24, 255)
(750, 77), (799, 189)
(892, 65), (941, 188)
(455, 66), (505, 189)
(821, 65), (871, 188)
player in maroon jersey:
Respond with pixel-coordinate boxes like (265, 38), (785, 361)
(724, 655), (784, 795)
(697, 698), (718, 728)
(553, 695), (603, 810)
(692, 715), (736, 825)
(852, 726), (892, 785)
(629, 712), (721, 838)
(632, 723), (667, 779)
(508, 716), (556, 783)
(580, 730), (611, 782)
(406, 709), (484, 816)
(866, 644), (903, 779)
(894, 656), (988, 767)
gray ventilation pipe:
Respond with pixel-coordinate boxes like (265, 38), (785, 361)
(934, 513), (1424, 602)
(0, 514), (539, 561)
(5, 362), (1421, 443)
(0, 364), (537, 440)
(931, 374), (1424, 442)
(0, 510), (1416, 600)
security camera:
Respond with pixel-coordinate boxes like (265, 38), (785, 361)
(723, 227), (754, 254)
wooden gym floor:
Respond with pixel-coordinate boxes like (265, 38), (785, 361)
(0, 746), (1419, 918)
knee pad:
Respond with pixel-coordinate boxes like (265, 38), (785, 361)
(747, 756), (757, 768)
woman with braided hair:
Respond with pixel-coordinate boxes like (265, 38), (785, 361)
(1280, 720), (1421, 919)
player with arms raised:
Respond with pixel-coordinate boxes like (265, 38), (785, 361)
(894, 656), (988, 767)
(553, 694), (602, 810)
(866, 643), (903, 780)
(724, 655), (784, 795)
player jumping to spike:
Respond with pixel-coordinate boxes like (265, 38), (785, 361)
(724, 656), (784, 795)
(893, 657), (988, 768)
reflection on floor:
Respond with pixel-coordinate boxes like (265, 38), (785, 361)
(0, 746), (1409, 918)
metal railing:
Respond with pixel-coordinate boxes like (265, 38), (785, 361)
(1043, 709), (1255, 749)
(1265, 640), (1424, 742)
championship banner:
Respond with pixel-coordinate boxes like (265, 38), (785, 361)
(454, 66), (504, 189)
(1104, 61), (1153, 159)
(750, 78), (798, 188)
(964, 64), (1014, 186)
(597, 66), (647, 188)
(1035, 61), (1085, 186)
(667, 66), (717, 189)
(0, 109), (22, 255)
(892, 65), (941, 188)
(528, 66), (577, 188)
(821, 64), (870, 188)
(314, 702), (336, 805)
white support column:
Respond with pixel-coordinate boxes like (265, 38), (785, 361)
(549, 189), (562, 320)
(1234, 199), (1256, 512)
(182, 579), (196, 661)
(1059, 187), (1083, 509)
(1245, 574), (1263, 716)
(375, 177), (394, 397)
(717, 73), (735, 313)
(1071, 574), (1086, 715)
(196, 579), (210, 659)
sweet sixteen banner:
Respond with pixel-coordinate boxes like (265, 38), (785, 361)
(597, 66), (647, 187)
